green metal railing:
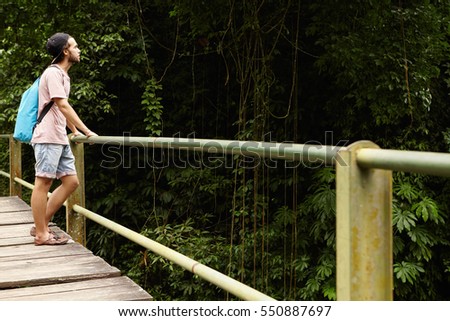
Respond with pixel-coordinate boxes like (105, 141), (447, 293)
(356, 147), (450, 176)
(3, 133), (450, 300)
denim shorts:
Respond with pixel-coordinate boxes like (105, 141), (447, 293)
(32, 143), (77, 179)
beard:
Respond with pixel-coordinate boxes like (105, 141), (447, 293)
(68, 52), (80, 63)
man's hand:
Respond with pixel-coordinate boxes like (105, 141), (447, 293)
(85, 130), (98, 137)
(69, 131), (82, 144)
(84, 130), (98, 145)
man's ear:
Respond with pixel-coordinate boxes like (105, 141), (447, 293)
(62, 45), (70, 57)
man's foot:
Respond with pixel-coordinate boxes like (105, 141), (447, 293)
(29, 226), (56, 237)
(34, 234), (69, 246)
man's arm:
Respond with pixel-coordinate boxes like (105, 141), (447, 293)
(66, 120), (79, 134)
(53, 97), (96, 137)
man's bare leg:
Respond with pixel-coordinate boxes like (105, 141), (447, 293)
(44, 175), (79, 225)
(31, 176), (53, 243)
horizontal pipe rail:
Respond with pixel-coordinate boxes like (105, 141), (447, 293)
(0, 170), (10, 179)
(13, 177), (35, 191)
(356, 148), (450, 177)
(73, 204), (275, 301)
(11, 134), (450, 175)
(71, 135), (341, 165)
(0, 173), (66, 206)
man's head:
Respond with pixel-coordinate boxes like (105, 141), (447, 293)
(46, 32), (80, 64)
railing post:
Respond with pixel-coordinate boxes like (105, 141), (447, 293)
(66, 136), (86, 246)
(9, 135), (22, 197)
(336, 141), (393, 300)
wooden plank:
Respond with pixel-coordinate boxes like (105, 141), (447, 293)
(0, 196), (30, 213)
(0, 223), (57, 238)
(0, 255), (121, 288)
(0, 223), (35, 238)
(0, 210), (34, 225)
(0, 236), (33, 247)
(0, 223), (67, 247)
(0, 276), (152, 301)
(0, 242), (90, 262)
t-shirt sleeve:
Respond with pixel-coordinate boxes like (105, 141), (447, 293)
(46, 68), (68, 99)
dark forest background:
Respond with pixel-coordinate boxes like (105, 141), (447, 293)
(2, 0), (450, 300)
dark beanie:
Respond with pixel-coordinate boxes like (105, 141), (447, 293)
(46, 33), (70, 58)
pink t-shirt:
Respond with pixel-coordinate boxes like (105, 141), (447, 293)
(31, 65), (71, 145)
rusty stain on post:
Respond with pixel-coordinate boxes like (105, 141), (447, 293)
(336, 141), (393, 300)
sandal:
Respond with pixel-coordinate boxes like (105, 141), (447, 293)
(29, 226), (56, 237)
(34, 234), (69, 246)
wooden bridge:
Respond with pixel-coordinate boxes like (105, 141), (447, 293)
(0, 196), (152, 301)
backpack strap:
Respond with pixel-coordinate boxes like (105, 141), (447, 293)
(33, 65), (61, 129)
(36, 101), (54, 124)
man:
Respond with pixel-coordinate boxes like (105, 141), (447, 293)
(30, 32), (97, 245)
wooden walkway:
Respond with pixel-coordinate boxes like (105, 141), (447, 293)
(0, 196), (152, 301)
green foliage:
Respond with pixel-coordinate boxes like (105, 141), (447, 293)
(394, 261), (425, 284)
(141, 78), (163, 136)
(122, 218), (230, 300)
(392, 172), (449, 299)
(308, 1), (450, 146)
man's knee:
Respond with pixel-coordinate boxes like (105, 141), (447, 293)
(70, 180), (80, 191)
(34, 177), (53, 191)
(63, 175), (80, 191)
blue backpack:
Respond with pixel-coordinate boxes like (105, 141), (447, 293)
(13, 77), (54, 143)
